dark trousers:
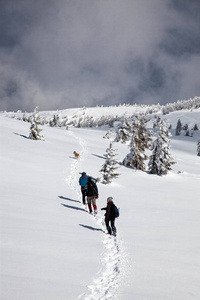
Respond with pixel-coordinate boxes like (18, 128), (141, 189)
(105, 218), (116, 235)
(81, 188), (86, 204)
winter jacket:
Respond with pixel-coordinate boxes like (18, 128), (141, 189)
(102, 201), (115, 221)
(86, 180), (98, 197)
(79, 175), (88, 187)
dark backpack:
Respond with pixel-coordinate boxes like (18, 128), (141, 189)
(87, 181), (98, 197)
(113, 204), (119, 218)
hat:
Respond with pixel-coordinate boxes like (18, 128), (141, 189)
(107, 197), (113, 202)
(82, 172), (86, 176)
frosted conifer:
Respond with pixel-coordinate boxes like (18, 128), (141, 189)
(122, 116), (153, 170)
(148, 119), (175, 175)
(192, 124), (199, 131)
(175, 119), (182, 136)
(50, 114), (60, 127)
(183, 124), (189, 131)
(114, 116), (132, 143)
(29, 107), (45, 141)
(100, 142), (119, 184)
(153, 116), (161, 129)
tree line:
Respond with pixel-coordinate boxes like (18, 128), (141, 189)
(100, 115), (175, 183)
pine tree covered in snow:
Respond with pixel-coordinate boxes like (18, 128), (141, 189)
(175, 119), (182, 136)
(153, 116), (161, 129)
(114, 116), (132, 143)
(29, 107), (45, 141)
(50, 114), (60, 127)
(100, 142), (119, 184)
(185, 129), (191, 137)
(148, 119), (175, 175)
(192, 124), (199, 131)
(197, 139), (200, 156)
(122, 116), (153, 170)
(183, 123), (189, 131)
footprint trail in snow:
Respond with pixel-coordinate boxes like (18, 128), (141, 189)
(66, 131), (87, 201)
(66, 130), (124, 300)
(80, 212), (123, 300)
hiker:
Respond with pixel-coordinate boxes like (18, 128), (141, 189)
(101, 197), (117, 236)
(79, 172), (88, 205)
(86, 177), (98, 214)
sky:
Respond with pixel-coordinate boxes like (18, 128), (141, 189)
(0, 0), (200, 112)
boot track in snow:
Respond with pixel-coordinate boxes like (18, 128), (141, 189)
(66, 130), (124, 300)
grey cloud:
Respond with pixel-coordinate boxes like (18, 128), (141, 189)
(169, 0), (200, 19)
(161, 28), (200, 57)
(0, 0), (199, 112)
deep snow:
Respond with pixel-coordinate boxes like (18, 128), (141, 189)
(0, 107), (200, 300)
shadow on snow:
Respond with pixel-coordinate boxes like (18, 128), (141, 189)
(13, 132), (29, 139)
(59, 196), (80, 203)
(61, 203), (86, 212)
(92, 153), (106, 160)
(79, 224), (104, 233)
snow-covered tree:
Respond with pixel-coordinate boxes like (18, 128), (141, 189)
(50, 114), (60, 127)
(148, 119), (175, 175)
(197, 139), (200, 156)
(122, 116), (153, 170)
(29, 107), (45, 141)
(185, 129), (191, 137)
(100, 142), (119, 184)
(114, 116), (132, 143)
(175, 119), (182, 136)
(22, 113), (28, 122)
(182, 123), (189, 131)
(192, 124), (199, 131)
(153, 116), (161, 129)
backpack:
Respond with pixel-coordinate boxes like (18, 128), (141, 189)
(87, 181), (98, 197)
(113, 204), (119, 218)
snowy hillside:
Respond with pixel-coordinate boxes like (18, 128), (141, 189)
(0, 105), (200, 300)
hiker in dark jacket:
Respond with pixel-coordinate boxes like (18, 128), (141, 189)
(79, 172), (88, 205)
(86, 177), (98, 214)
(101, 197), (117, 236)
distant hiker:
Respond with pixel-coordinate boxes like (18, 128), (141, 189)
(86, 177), (98, 214)
(79, 172), (88, 205)
(101, 197), (117, 236)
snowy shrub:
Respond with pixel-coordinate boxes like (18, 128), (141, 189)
(182, 124), (189, 131)
(29, 107), (45, 141)
(192, 124), (199, 131)
(185, 130), (191, 137)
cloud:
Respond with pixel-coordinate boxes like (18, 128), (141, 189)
(0, 0), (199, 112)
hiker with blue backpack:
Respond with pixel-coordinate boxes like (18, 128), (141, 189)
(79, 172), (88, 205)
(101, 197), (119, 236)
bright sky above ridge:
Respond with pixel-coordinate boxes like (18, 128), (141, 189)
(0, 0), (200, 112)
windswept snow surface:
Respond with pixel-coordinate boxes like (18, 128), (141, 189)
(0, 108), (200, 300)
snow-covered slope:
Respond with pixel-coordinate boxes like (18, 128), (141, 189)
(0, 107), (200, 300)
